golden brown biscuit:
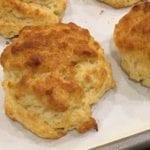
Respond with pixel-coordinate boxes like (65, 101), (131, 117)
(1, 23), (115, 139)
(114, 2), (150, 87)
(0, 0), (66, 38)
(98, 0), (142, 8)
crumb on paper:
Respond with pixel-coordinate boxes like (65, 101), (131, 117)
(5, 41), (10, 45)
(100, 10), (104, 15)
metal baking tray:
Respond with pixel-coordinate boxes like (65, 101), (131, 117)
(92, 130), (150, 150)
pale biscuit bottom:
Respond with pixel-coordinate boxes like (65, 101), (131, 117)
(121, 53), (150, 87)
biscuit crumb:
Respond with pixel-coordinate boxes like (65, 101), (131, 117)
(5, 41), (10, 45)
(100, 10), (104, 15)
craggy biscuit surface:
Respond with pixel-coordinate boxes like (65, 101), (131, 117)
(114, 2), (150, 87)
(98, 0), (142, 8)
(0, 0), (66, 38)
(1, 23), (115, 139)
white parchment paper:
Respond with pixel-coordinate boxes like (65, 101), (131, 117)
(0, 0), (150, 149)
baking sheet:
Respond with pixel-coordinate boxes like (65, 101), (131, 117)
(0, 0), (150, 150)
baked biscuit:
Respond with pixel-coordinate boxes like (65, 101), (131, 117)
(114, 2), (150, 87)
(1, 23), (114, 139)
(0, 0), (66, 38)
(98, 0), (142, 8)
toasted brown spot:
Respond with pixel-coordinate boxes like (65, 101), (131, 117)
(114, 2), (150, 53)
(74, 47), (97, 57)
(77, 118), (98, 133)
(26, 55), (41, 68)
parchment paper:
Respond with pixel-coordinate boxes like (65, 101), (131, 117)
(0, 0), (150, 150)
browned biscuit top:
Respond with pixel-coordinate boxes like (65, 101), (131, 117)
(114, 2), (150, 57)
(1, 23), (110, 112)
(1, 23), (98, 71)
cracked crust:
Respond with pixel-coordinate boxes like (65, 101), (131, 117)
(0, 0), (67, 38)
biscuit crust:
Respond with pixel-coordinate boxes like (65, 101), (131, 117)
(1, 23), (114, 139)
(114, 2), (150, 87)
(98, 0), (141, 8)
(0, 0), (66, 38)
